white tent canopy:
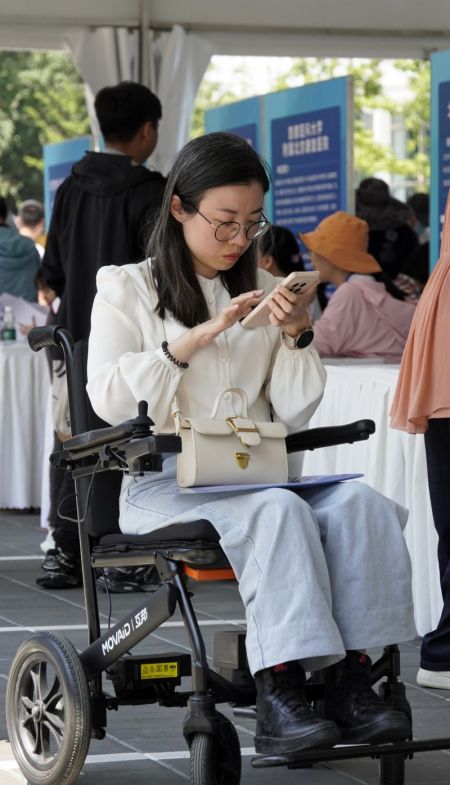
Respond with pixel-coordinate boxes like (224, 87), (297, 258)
(2, 1), (450, 171)
(1, 0), (450, 59)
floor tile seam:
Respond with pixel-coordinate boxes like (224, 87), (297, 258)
(404, 680), (450, 704)
(320, 761), (371, 784)
(0, 619), (247, 634)
(102, 732), (191, 780)
(0, 574), (115, 620)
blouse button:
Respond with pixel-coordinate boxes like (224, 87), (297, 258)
(221, 357), (228, 363)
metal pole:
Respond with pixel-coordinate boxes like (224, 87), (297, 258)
(139, 0), (150, 86)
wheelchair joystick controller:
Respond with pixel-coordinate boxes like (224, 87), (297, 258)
(132, 400), (154, 438)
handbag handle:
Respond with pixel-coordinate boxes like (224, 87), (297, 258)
(172, 387), (250, 435)
(210, 387), (249, 418)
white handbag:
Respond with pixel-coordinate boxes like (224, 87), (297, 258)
(173, 388), (288, 488)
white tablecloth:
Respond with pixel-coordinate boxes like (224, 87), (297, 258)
(0, 342), (50, 509)
(301, 360), (441, 637)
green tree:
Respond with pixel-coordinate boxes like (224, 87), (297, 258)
(193, 57), (430, 192)
(191, 61), (263, 138)
(391, 59), (430, 190)
(0, 51), (89, 203)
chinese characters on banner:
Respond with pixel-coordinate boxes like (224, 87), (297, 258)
(271, 107), (341, 242)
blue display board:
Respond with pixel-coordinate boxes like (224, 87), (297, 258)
(43, 136), (92, 230)
(204, 79), (353, 264)
(431, 50), (450, 269)
(263, 78), (353, 248)
(205, 96), (260, 150)
(430, 50), (450, 269)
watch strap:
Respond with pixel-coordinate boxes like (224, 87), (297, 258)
(282, 327), (314, 349)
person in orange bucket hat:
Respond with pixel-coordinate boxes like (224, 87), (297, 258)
(299, 211), (415, 359)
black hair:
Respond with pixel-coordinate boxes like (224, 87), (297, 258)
(373, 271), (406, 301)
(406, 192), (429, 227)
(148, 132), (271, 328)
(258, 225), (304, 276)
(94, 81), (162, 143)
(0, 196), (7, 221)
(19, 199), (44, 228)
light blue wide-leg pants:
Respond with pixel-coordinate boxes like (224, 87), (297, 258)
(120, 460), (416, 675)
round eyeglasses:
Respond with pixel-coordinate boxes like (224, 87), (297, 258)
(194, 207), (271, 242)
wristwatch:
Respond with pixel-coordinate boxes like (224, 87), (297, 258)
(282, 327), (315, 349)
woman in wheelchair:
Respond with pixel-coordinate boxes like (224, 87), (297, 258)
(86, 132), (416, 756)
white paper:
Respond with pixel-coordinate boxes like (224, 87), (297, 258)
(0, 292), (48, 342)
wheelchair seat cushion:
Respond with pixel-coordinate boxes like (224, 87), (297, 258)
(92, 519), (227, 567)
(98, 519), (220, 548)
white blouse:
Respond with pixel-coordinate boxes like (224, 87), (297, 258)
(87, 261), (327, 433)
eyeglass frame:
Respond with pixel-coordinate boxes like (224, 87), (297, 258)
(187, 203), (271, 242)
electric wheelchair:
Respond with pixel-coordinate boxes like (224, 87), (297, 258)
(6, 325), (450, 785)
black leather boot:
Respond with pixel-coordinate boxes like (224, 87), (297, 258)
(324, 652), (412, 743)
(254, 663), (341, 755)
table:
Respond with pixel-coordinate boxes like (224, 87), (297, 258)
(301, 360), (441, 637)
(0, 342), (50, 509)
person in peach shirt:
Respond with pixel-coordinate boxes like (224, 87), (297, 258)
(300, 212), (415, 360)
(391, 193), (450, 690)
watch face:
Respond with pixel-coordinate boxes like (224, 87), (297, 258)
(296, 329), (314, 349)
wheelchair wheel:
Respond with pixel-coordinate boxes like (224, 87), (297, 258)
(6, 631), (91, 785)
(379, 752), (406, 785)
(190, 714), (241, 785)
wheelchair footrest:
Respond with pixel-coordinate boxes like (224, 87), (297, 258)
(106, 653), (191, 703)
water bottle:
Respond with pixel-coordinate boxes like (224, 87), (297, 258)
(1, 305), (16, 342)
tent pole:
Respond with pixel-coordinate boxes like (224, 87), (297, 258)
(139, 0), (150, 86)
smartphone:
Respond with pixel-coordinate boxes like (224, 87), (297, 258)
(241, 270), (319, 329)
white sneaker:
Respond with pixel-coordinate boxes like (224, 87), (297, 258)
(40, 528), (55, 554)
(417, 668), (450, 689)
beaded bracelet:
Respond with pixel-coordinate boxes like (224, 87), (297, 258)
(161, 340), (189, 369)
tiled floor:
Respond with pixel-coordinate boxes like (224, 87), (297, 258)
(1, 510), (450, 784)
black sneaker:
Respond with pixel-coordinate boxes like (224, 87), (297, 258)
(36, 547), (82, 589)
(254, 663), (341, 755)
(96, 565), (161, 594)
(324, 652), (412, 743)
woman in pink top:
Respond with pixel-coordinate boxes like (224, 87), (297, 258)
(300, 212), (416, 360)
(391, 193), (450, 690)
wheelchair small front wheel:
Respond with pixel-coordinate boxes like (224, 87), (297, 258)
(190, 715), (241, 785)
(6, 631), (91, 785)
(379, 752), (406, 785)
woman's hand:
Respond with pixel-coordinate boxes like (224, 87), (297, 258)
(165, 289), (264, 363)
(195, 290), (265, 347)
(266, 282), (317, 336)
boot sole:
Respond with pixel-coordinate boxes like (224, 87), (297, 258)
(36, 575), (82, 589)
(255, 722), (341, 755)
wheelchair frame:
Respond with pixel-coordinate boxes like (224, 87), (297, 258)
(6, 324), (450, 785)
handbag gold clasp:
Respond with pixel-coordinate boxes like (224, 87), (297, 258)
(235, 452), (250, 469)
(226, 417), (258, 448)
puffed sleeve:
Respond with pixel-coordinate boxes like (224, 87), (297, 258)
(264, 339), (327, 430)
(253, 268), (327, 430)
(87, 265), (185, 429)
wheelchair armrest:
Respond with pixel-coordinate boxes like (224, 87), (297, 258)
(53, 426), (182, 475)
(63, 422), (135, 452)
(286, 419), (375, 453)
(28, 325), (74, 360)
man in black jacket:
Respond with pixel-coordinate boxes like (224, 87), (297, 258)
(37, 81), (166, 591)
